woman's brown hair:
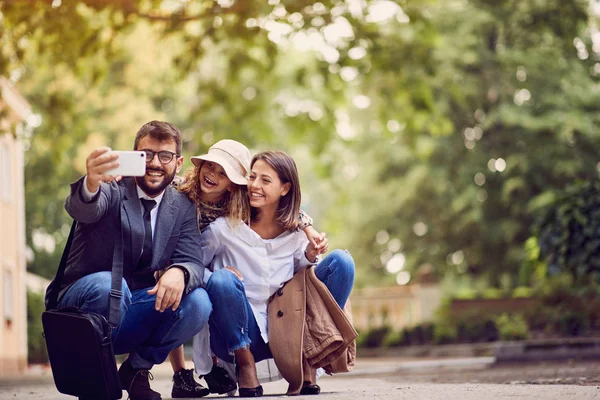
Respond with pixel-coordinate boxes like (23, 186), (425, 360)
(250, 150), (301, 231)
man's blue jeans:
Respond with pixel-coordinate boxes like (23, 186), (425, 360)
(206, 249), (355, 364)
(58, 271), (212, 369)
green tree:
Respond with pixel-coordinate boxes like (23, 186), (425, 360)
(27, 290), (48, 363)
(3, 0), (599, 291)
(325, 0), (600, 288)
(535, 180), (600, 286)
(0, 0), (367, 277)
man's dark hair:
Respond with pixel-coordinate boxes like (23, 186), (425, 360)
(133, 120), (182, 155)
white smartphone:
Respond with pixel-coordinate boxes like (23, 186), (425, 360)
(105, 150), (146, 177)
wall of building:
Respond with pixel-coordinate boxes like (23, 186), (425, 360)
(0, 78), (31, 376)
(350, 282), (442, 332)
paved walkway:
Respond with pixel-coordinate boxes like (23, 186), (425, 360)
(2, 357), (599, 399)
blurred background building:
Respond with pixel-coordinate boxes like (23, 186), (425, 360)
(352, 267), (442, 331)
(0, 77), (31, 375)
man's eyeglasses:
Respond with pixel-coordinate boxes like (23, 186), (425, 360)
(142, 150), (179, 164)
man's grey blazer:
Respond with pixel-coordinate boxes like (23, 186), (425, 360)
(47, 176), (204, 301)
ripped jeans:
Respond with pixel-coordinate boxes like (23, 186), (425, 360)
(206, 249), (355, 364)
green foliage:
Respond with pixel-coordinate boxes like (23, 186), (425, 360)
(480, 288), (503, 299)
(405, 323), (435, 346)
(2, 0), (600, 292)
(27, 290), (48, 364)
(362, 326), (391, 348)
(400, 323), (437, 346)
(518, 236), (549, 288)
(354, 328), (366, 349)
(433, 323), (458, 345)
(535, 181), (600, 286)
(495, 313), (529, 341)
(523, 276), (600, 337)
(358, 277), (600, 348)
(326, 0), (600, 289)
(382, 330), (404, 348)
(357, 323), (437, 348)
(512, 286), (534, 298)
(456, 316), (499, 343)
(453, 288), (478, 300)
(557, 312), (589, 337)
(526, 305), (591, 337)
(1, 0), (379, 280)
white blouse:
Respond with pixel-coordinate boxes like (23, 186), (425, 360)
(199, 217), (316, 343)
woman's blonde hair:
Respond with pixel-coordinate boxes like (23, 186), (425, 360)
(178, 160), (250, 225)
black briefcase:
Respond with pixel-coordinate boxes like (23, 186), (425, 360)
(43, 221), (124, 400)
(42, 308), (121, 400)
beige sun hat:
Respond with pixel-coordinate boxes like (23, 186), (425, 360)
(190, 139), (251, 185)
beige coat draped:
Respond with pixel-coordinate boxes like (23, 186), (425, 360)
(267, 266), (358, 395)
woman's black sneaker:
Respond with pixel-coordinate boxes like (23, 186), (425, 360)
(204, 365), (237, 394)
(172, 368), (210, 398)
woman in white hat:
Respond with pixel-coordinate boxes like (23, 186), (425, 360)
(167, 140), (319, 398)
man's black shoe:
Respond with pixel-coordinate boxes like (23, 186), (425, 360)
(204, 364), (237, 394)
(118, 358), (162, 400)
(172, 368), (210, 398)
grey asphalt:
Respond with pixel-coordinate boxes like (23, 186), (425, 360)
(2, 357), (599, 400)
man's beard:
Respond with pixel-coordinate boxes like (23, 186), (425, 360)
(135, 166), (177, 197)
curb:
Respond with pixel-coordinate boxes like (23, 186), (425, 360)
(495, 338), (600, 362)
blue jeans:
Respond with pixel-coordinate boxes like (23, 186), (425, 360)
(207, 249), (355, 364)
(58, 271), (212, 369)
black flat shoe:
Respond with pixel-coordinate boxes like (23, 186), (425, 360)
(300, 382), (321, 395)
(238, 385), (263, 397)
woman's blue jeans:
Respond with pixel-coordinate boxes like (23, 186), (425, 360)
(57, 271), (212, 369)
(206, 249), (355, 364)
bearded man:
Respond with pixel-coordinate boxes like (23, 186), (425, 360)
(46, 121), (211, 400)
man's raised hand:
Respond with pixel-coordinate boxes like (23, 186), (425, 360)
(85, 147), (120, 193)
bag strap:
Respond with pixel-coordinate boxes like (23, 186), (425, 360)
(46, 220), (77, 310)
(47, 212), (125, 328)
(108, 224), (124, 327)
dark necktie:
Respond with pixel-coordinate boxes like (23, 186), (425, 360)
(137, 199), (156, 270)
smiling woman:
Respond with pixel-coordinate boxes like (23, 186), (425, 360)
(196, 150), (356, 397)
(199, 162), (230, 199)
(174, 145), (326, 397)
(249, 151), (302, 233)
(164, 139), (253, 397)
(183, 139), (253, 226)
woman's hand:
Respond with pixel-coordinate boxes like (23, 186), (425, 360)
(314, 232), (328, 255)
(303, 226), (321, 248)
(306, 233), (328, 262)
